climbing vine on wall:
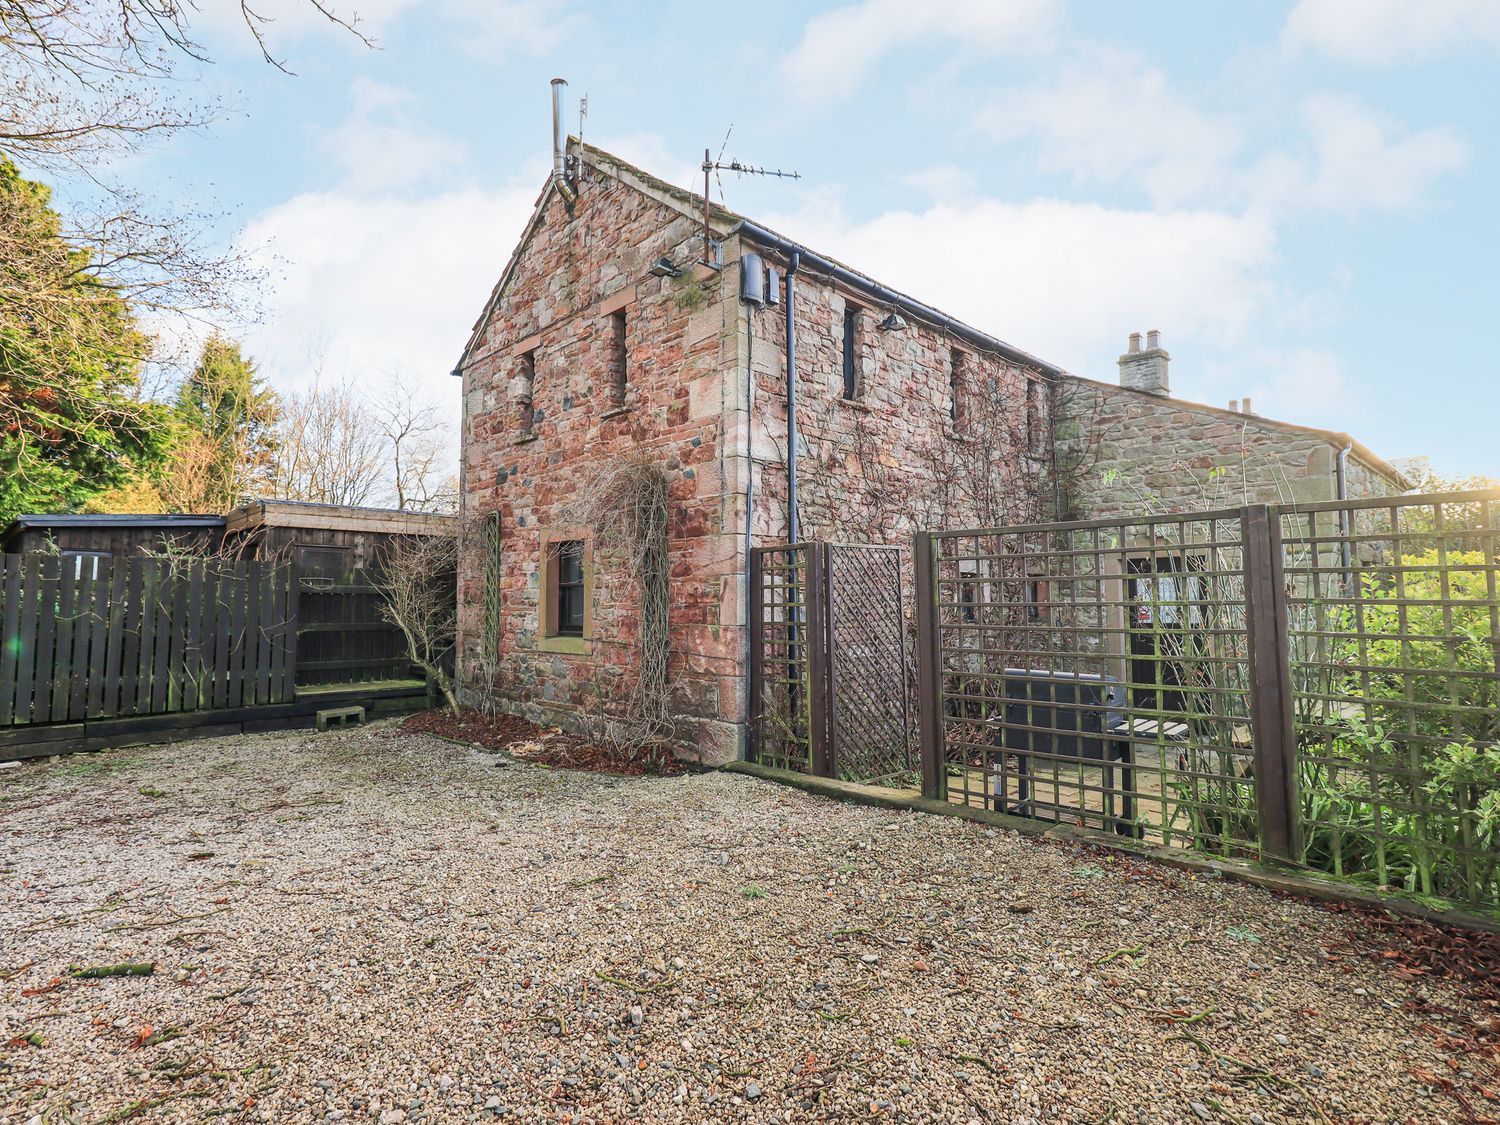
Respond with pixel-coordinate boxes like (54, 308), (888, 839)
(565, 459), (673, 754)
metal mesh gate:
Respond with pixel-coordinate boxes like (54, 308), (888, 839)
(748, 542), (913, 784)
(827, 544), (912, 783)
(747, 544), (814, 773)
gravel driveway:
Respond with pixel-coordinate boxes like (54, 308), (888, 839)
(0, 723), (1488, 1124)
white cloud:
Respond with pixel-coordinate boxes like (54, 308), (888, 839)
(318, 78), (468, 192)
(779, 0), (1058, 101)
(1198, 346), (1355, 430)
(434, 0), (581, 57)
(973, 55), (1466, 216)
(975, 48), (1241, 208)
(1287, 95), (1469, 212)
(233, 178), (541, 443)
(900, 165), (980, 203)
(759, 195), (1277, 376)
(1284, 0), (1500, 64)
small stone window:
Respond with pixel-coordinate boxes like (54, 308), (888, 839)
(606, 310), (627, 409)
(949, 348), (967, 425)
(1025, 378), (1042, 456)
(841, 303), (861, 400)
(538, 531), (592, 653)
(1025, 576), (1049, 623)
(517, 348), (538, 437)
(958, 559), (980, 624)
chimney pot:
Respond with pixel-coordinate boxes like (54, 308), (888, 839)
(1229, 399), (1239, 413)
(1128, 332), (1142, 354)
(1146, 329), (1161, 350)
(1241, 396), (1253, 415)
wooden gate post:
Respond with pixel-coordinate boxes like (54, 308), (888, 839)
(745, 547), (765, 763)
(1241, 504), (1301, 862)
(819, 542), (841, 781)
(806, 542), (834, 778)
(913, 531), (945, 801)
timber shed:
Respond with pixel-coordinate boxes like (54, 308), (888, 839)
(221, 501), (455, 573)
(0, 514), (226, 559)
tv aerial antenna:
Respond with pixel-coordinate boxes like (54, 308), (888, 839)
(700, 125), (800, 265)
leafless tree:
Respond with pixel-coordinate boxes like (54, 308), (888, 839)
(2, 0), (372, 169)
(377, 524), (459, 715)
(2, 0), (373, 388)
(263, 380), (385, 507)
(376, 372), (457, 513)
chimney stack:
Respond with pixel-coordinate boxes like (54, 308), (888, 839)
(1228, 399), (1239, 413)
(1118, 329), (1169, 396)
(1241, 396), (1253, 415)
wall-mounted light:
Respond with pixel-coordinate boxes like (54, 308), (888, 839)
(649, 257), (682, 278)
(878, 310), (908, 332)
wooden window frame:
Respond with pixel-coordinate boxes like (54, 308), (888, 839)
(537, 528), (593, 654)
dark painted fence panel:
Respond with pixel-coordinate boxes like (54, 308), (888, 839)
(294, 570), (412, 686)
(0, 555), (297, 727)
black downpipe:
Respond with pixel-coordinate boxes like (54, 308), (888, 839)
(783, 254), (803, 737)
(785, 251), (800, 543)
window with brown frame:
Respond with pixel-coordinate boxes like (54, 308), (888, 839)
(552, 540), (585, 636)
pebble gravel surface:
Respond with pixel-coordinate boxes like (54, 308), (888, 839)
(0, 723), (1487, 1123)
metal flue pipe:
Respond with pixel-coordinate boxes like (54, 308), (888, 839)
(550, 78), (577, 208)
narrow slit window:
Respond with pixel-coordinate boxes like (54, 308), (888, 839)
(1025, 576), (1048, 623)
(1025, 378), (1041, 455)
(552, 540), (585, 637)
(518, 348), (537, 435)
(607, 310), (627, 408)
(842, 304), (860, 400)
(958, 560), (980, 623)
(950, 348), (966, 425)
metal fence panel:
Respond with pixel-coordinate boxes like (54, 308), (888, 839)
(826, 543), (912, 784)
(926, 510), (1261, 855)
(748, 544), (815, 772)
(1280, 490), (1500, 907)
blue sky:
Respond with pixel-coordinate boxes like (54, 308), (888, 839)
(79, 0), (1500, 477)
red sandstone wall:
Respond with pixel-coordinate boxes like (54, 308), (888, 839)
(457, 162), (744, 763)
(735, 249), (1051, 546)
(456, 157), (1052, 764)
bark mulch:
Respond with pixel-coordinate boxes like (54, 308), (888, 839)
(1322, 901), (1500, 1116)
(400, 706), (687, 776)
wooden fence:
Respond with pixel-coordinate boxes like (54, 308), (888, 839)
(295, 570), (414, 686)
(0, 554), (297, 727)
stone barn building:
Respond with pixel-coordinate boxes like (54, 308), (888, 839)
(452, 136), (1405, 764)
